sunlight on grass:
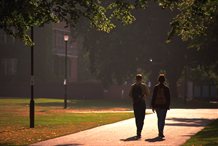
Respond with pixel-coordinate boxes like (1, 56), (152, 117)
(183, 119), (218, 146)
(0, 97), (134, 145)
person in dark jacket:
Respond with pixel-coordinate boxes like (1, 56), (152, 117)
(129, 74), (150, 139)
(151, 74), (170, 138)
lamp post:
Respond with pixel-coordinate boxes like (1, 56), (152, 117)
(30, 26), (35, 128)
(148, 58), (164, 87)
(64, 34), (69, 109)
(148, 58), (156, 88)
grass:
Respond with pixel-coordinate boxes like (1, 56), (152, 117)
(170, 98), (218, 109)
(0, 97), (134, 146)
(183, 119), (218, 146)
(1, 97), (216, 146)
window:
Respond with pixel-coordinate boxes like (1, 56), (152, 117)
(1, 58), (18, 76)
(0, 30), (7, 43)
(53, 29), (69, 55)
(0, 29), (16, 44)
(52, 29), (77, 57)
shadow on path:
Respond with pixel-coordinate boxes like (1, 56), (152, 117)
(145, 136), (165, 142)
(55, 143), (83, 146)
(120, 136), (141, 141)
(166, 118), (213, 127)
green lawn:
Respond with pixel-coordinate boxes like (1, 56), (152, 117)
(1, 97), (216, 146)
(170, 98), (218, 109)
(183, 119), (218, 146)
(0, 97), (134, 146)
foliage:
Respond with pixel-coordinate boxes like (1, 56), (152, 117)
(0, 0), (217, 46)
(189, 66), (218, 84)
(161, 0), (218, 42)
(0, 0), (57, 45)
(81, 11), (154, 86)
(1, 0), (217, 90)
(0, 0), (143, 46)
(187, 11), (218, 84)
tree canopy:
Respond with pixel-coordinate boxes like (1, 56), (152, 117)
(0, 0), (142, 45)
(76, 1), (218, 97)
(0, 0), (217, 45)
(162, 0), (217, 42)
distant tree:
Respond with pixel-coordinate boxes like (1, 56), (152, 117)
(189, 66), (218, 84)
(1, 0), (217, 97)
(0, 0), (141, 45)
(81, 2), (218, 97)
(161, 0), (218, 42)
(194, 12), (218, 66)
(81, 6), (184, 91)
(188, 12), (218, 84)
(0, 0), (217, 46)
(161, 0), (218, 97)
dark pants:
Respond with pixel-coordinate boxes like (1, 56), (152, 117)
(133, 101), (146, 136)
(156, 108), (167, 135)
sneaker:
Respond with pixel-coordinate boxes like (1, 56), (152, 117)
(136, 135), (141, 139)
(137, 131), (141, 139)
(158, 133), (165, 138)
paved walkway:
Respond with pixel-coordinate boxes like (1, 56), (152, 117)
(32, 109), (218, 146)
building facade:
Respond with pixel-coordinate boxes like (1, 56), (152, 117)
(0, 23), (78, 97)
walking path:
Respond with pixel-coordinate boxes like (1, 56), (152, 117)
(32, 109), (218, 146)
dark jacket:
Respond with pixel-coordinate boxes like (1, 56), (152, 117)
(151, 83), (170, 109)
(129, 82), (150, 103)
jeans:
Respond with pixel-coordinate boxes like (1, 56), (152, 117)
(156, 108), (167, 134)
(133, 101), (146, 135)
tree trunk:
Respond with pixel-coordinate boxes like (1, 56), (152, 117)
(168, 76), (178, 99)
(150, 66), (160, 88)
(166, 65), (184, 100)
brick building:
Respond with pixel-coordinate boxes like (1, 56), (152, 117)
(0, 23), (78, 97)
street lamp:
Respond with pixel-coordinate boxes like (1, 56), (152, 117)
(148, 58), (163, 88)
(30, 26), (35, 128)
(64, 34), (69, 109)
